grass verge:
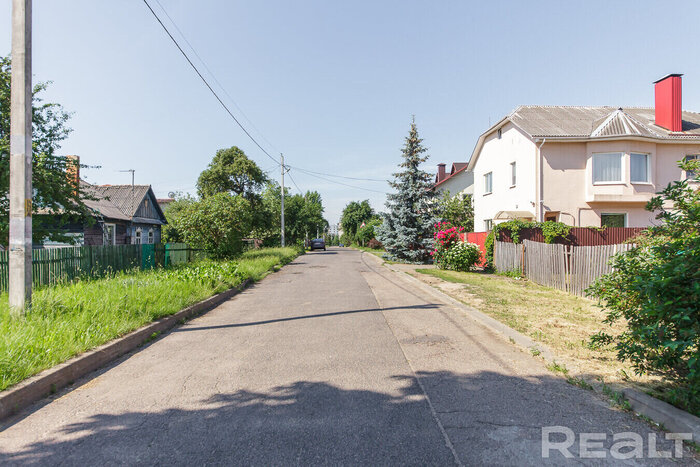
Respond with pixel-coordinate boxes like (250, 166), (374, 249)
(0, 246), (301, 392)
(412, 268), (665, 394)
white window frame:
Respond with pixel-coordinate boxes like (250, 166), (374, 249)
(103, 223), (116, 246)
(484, 219), (493, 231)
(630, 152), (651, 184)
(148, 228), (154, 244)
(484, 172), (493, 195)
(134, 228), (142, 245)
(510, 162), (516, 187)
(592, 152), (623, 184)
(601, 213), (627, 228)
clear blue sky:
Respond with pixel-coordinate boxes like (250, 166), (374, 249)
(2, 0), (700, 223)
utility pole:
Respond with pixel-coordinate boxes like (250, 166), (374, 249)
(280, 154), (285, 247)
(8, 0), (32, 313)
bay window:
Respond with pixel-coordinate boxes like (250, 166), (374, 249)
(630, 153), (649, 183)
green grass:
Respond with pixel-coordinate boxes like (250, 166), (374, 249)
(0, 246), (301, 392)
(350, 245), (402, 264)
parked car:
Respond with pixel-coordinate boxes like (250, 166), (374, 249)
(310, 238), (326, 251)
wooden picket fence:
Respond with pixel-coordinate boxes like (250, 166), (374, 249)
(494, 239), (636, 297)
(0, 243), (204, 292)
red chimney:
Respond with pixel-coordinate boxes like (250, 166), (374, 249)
(654, 74), (683, 132)
(65, 155), (80, 195)
(437, 163), (446, 183)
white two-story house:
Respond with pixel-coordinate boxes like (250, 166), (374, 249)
(468, 74), (700, 231)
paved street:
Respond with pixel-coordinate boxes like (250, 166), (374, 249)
(0, 248), (692, 465)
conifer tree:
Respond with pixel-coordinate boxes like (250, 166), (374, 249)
(376, 121), (438, 262)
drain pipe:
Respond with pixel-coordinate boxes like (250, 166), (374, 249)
(536, 138), (546, 222)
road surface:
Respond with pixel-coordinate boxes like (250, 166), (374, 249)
(0, 248), (693, 465)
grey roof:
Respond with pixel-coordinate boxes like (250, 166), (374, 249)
(508, 105), (700, 139)
(81, 183), (163, 223)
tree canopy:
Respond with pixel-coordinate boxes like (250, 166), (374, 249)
(340, 200), (374, 240)
(0, 55), (92, 247)
(196, 146), (267, 200)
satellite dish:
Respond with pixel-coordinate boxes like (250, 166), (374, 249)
(168, 192), (175, 198)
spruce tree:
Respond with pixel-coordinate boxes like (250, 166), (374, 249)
(376, 121), (438, 263)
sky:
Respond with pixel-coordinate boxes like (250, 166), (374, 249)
(2, 0), (700, 224)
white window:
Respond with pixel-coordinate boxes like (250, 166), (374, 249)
(685, 155), (699, 180)
(601, 213), (626, 228)
(592, 152), (622, 183)
(484, 219), (493, 231)
(484, 172), (493, 194)
(148, 228), (154, 244)
(134, 228), (142, 245)
(510, 162), (516, 187)
(630, 153), (649, 183)
(103, 223), (116, 245)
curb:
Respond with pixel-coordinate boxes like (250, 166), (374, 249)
(366, 253), (700, 442)
(0, 279), (252, 421)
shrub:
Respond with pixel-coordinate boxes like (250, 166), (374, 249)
(589, 159), (700, 414)
(439, 241), (481, 271)
(367, 238), (383, 249)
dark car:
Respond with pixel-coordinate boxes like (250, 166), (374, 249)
(310, 238), (326, 251)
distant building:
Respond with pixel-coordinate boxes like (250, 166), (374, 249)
(328, 223), (340, 236)
(157, 198), (175, 211)
(433, 162), (473, 196)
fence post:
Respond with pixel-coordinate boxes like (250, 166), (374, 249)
(521, 243), (525, 276)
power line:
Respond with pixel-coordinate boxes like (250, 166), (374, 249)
(286, 170), (303, 194)
(291, 167), (388, 194)
(142, 0), (280, 167)
(152, 0), (280, 156)
(286, 165), (387, 182)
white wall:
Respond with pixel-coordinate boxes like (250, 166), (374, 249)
(435, 170), (474, 196)
(472, 123), (536, 231)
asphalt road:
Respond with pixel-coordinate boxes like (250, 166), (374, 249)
(0, 248), (694, 465)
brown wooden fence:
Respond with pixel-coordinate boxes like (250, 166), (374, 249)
(498, 227), (644, 246)
(494, 239), (636, 297)
(0, 243), (203, 292)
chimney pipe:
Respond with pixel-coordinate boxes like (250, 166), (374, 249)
(65, 155), (80, 196)
(437, 163), (446, 183)
(654, 74), (683, 132)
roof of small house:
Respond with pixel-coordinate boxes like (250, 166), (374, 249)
(434, 161), (470, 188)
(468, 105), (700, 170)
(81, 183), (165, 224)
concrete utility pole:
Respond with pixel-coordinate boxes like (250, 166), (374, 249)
(280, 154), (285, 247)
(8, 0), (32, 313)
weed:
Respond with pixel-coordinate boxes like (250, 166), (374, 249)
(547, 361), (569, 375)
(530, 347), (541, 357)
(601, 383), (631, 411)
(566, 376), (593, 390)
(508, 337), (516, 345)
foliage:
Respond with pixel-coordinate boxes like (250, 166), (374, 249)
(355, 217), (382, 244)
(160, 192), (197, 243)
(436, 191), (473, 232)
(438, 241), (481, 271)
(0, 247), (301, 391)
(196, 146), (267, 200)
(376, 122), (438, 263)
(340, 200), (374, 240)
(484, 219), (572, 268)
(588, 159), (700, 415)
(367, 238), (383, 249)
(432, 221), (480, 271)
(170, 193), (253, 259)
(256, 182), (327, 246)
(0, 55), (94, 247)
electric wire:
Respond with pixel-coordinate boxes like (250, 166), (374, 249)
(142, 0), (280, 167)
(290, 167), (388, 194)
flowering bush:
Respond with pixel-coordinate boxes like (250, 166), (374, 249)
(432, 222), (481, 270)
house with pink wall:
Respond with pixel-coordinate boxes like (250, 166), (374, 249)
(467, 74), (700, 231)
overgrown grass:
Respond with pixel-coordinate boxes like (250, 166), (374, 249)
(0, 246), (301, 392)
(413, 268), (664, 394)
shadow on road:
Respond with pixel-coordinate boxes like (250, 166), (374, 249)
(174, 303), (441, 332)
(0, 370), (688, 465)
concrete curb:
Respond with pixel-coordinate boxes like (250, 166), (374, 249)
(0, 279), (252, 421)
(367, 253), (700, 442)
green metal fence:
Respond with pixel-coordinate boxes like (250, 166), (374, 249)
(0, 243), (204, 292)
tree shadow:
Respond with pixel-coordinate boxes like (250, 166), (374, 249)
(0, 370), (691, 465)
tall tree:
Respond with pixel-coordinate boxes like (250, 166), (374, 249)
(196, 146), (267, 200)
(436, 191), (474, 232)
(0, 56), (92, 247)
(376, 121), (438, 262)
(340, 200), (374, 240)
